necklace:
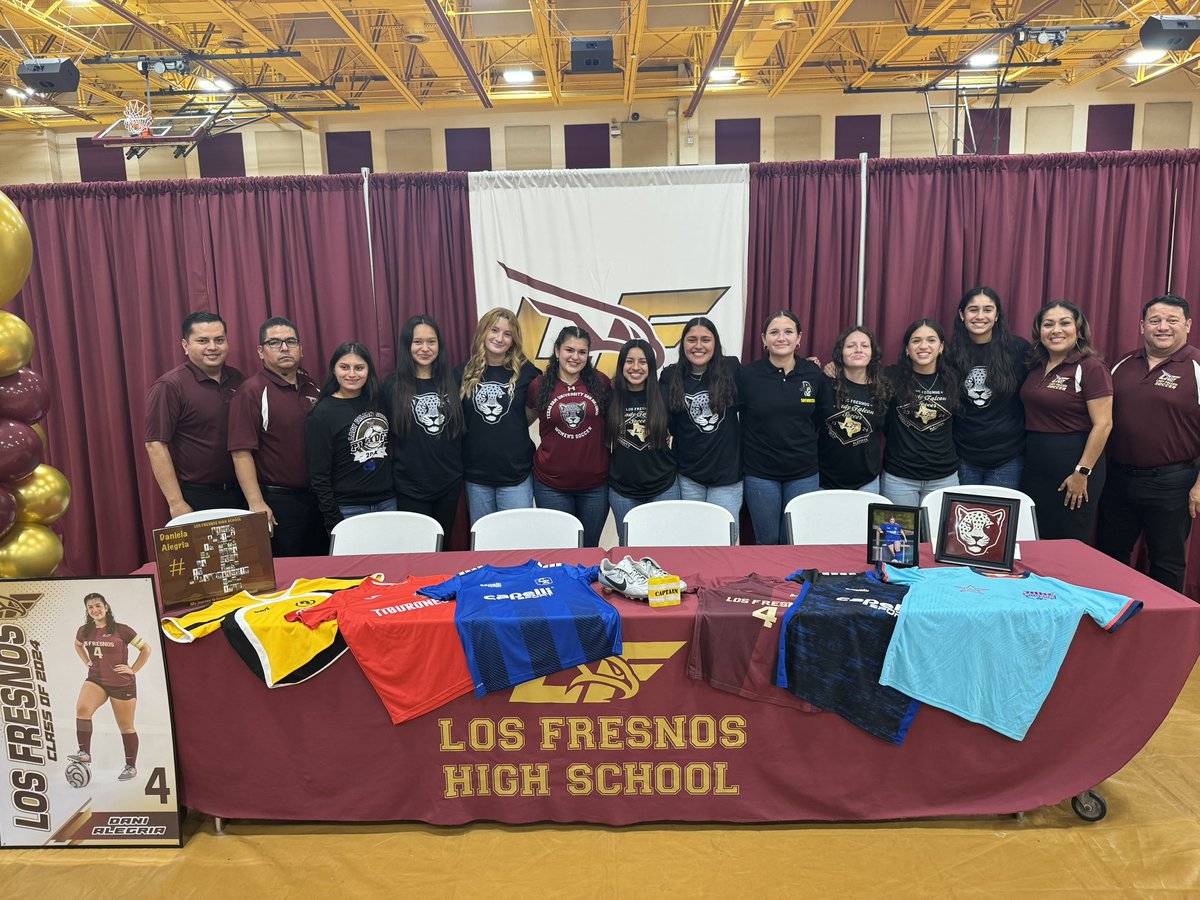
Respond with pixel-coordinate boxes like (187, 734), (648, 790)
(915, 371), (940, 393)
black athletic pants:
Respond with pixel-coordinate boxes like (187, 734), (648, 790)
(1020, 431), (1106, 544)
(179, 481), (246, 513)
(262, 486), (329, 558)
(396, 480), (462, 548)
(1096, 463), (1196, 595)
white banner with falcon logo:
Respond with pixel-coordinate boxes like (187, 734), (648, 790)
(468, 166), (748, 376)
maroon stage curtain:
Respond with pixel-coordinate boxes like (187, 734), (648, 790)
(367, 172), (477, 371)
(863, 151), (1179, 359)
(745, 161), (861, 363)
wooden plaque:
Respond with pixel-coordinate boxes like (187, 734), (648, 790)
(152, 512), (276, 610)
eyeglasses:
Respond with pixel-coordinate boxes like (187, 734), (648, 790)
(262, 338), (300, 349)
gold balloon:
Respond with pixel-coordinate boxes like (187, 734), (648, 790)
(12, 464), (70, 524)
(0, 311), (34, 377)
(0, 191), (33, 308)
(31, 423), (47, 450)
(0, 522), (62, 577)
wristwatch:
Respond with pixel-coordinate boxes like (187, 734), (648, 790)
(1075, 465), (1092, 476)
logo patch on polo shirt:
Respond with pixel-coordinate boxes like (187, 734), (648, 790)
(1155, 371), (1181, 390)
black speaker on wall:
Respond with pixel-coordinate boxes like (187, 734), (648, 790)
(1139, 15), (1200, 52)
(17, 58), (81, 93)
(570, 38), (614, 74)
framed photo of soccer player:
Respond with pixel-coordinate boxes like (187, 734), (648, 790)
(934, 492), (1020, 573)
(0, 576), (181, 848)
(867, 504), (921, 568)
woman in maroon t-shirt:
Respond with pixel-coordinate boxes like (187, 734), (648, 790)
(526, 326), (611, 546)
(1018, 300), (1113, 542)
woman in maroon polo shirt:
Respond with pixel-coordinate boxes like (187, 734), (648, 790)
(1019, 300), (1113, 542)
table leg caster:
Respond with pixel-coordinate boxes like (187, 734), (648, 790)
(214, 816), (226, 835)
(1070, 789), (1107, 822)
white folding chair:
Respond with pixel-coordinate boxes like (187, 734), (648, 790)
(784, 490), (891, 545)
(329, 511), (444, 555)
(922, 485), (1039, 553)
(166, 508), (252, 527)
(622, 500), (736, 547)
(471, 509), (584, 550)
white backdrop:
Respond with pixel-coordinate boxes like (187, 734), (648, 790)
(468, 166), (749, 375)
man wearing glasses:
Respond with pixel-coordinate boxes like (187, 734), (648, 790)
(228, 316), (327, 556)
(145, 311), (246, 519)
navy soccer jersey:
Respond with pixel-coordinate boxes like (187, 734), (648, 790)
(775, 570), (919, 744)
(420, 561), (621, 697)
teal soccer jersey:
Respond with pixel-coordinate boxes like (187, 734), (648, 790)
(880, 564), (1142, 740)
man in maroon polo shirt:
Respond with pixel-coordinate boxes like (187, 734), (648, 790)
(1098, 294), (1200, 594)
(228, 316), (327, 557)
(145, 312), (246, 520)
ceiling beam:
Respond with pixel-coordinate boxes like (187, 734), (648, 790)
(769, 0), (856, 98)
(88, 0), (309, 127)
(849, 0), (959, 89)
(424, 0), (492, 109)
(529, 0), (561, 105)
(623, 0), (648, 105)
(1006, 0), (1158, 87)
(1127, 49), (1200, 85)
(316, 0), (422, 109)
(684, 0), (747, 118)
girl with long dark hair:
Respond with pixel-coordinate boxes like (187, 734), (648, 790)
(1019, 300), (1112, 542)
(606, 339), (678, 542)
(947, 286), (1031, 489)
(881, 318), (961, 506)
(660, 316), (743, 538)
(819, 325), (890, 493)
(71, 593), (150, 782)
(736, 311), (833, 545)
(526, 326), (611, 546)
(305, 342), (394, 531)
(457, 308), (541, 524)
(384, 315), (465, 541)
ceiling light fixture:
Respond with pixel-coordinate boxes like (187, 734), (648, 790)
(1126, 48), (1167, 64)
(502, 69), (534, 85)
(710, 68), (737, 83)
(967, 52), (1000, 67)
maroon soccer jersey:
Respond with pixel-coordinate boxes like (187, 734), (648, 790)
(1108, 345), (1200, 467)
(1020, 354), (1112, 434)
(687, 574), (818, 713)
(526, 373), (611, 490)
(77, 623), (144, 689)
(227, 367), (321, 487)
(144, 360), (244, 483)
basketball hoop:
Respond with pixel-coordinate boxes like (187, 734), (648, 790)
(123, 98), (154, 137)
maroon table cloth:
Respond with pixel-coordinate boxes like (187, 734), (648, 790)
(140, 541), (1200, 824)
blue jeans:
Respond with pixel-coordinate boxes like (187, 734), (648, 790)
(610, 479), (682, 546)
(880, 471), (960, 508)
(744, 473), (821, 546)
(465, 476), (535, 525)
(958, 456), (1023, 491)
(339, 496), (398, 519)
(533, 479), (609, 547)
(678, 475), (743, 543)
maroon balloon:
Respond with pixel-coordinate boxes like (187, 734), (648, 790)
(0, 368), (49, 423)
(0, 419), (42, 482)
(0, 487), (15, 540)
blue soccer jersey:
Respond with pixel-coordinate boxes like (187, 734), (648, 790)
(880, 564), (1143, 740)
(879, 522), (905, 544)
(775, 570), (919, 744)
(420, 561), (621, 696)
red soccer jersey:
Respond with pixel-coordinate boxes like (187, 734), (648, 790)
(77, 623), (144, 689)
(294, 575), (472, 725)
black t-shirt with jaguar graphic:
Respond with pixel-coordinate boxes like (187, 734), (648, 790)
(383, 373), (464, 501)
(953, 337), (1030, 467)
(456, 361), (540, 487)
(660, 356), (741, 487)
(882, 366), (958, 480)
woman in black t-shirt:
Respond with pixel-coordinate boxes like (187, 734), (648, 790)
(946, 286), (1030, 489)
(659, 316), (742, 540)
(819, 326), (889, 493)
(881, 319), (961, 507)
(606, 339), (678, 543)
(383, 315), (464, 542)
(305, 342), (394, 532)
(457, 307), (541, 524)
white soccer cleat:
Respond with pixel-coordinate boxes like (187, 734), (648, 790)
(598, 556), (650, 600)
(68, 750), (92, 764)
(118, 764), (137, 782)
(636, 556), (687, 592)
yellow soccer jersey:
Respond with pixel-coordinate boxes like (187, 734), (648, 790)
(160, 577), (370, 688)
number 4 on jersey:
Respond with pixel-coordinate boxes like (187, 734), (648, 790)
(751, 606), (779, 628)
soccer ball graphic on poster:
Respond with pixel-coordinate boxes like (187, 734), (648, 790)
(64, 761), (91, 788)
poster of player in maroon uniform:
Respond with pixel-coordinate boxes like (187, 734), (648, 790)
(0, 577), (180, 848)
